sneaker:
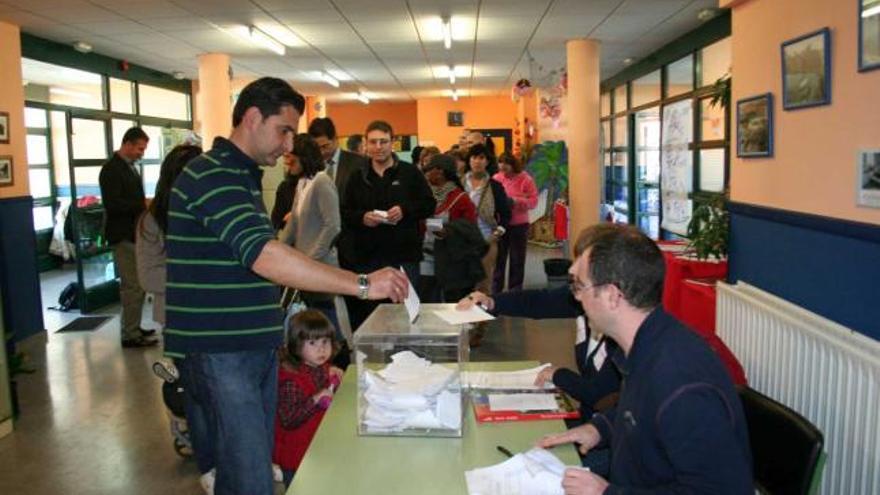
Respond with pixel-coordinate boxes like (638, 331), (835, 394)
(121, 336), (158, 348)
(152, 361), (179, 383)
(199, 469), (216, 495)
(140, 327), (157, 337)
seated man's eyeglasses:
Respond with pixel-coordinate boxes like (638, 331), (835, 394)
(568, 277), (605, 295)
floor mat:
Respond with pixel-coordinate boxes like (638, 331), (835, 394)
(55, 316), (112, 333)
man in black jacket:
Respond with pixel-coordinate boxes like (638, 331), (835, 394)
(308, 117), (366, 205)
(99, 127), (156, 348)
(339, 120), (435, 331)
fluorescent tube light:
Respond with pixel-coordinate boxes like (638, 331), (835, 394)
(451, 89), (459, 101)
(72, 41), (93, 53)
(249, 26), (285, 56)
(864, 4), (880, 18)
(322, 72), (340, 88)
(357, 92), (370, 104)
(442, 17), (452, 49)
(449, 66), (456, 84)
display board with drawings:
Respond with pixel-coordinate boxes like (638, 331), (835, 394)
(660, 99), (693, 235)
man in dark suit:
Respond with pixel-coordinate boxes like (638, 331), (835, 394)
(308, 117), (366, 203)
(99, 127), (156, 348)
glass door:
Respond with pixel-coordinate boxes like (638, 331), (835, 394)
(65, 112), (118, 313)
(634, 107), (661, 238)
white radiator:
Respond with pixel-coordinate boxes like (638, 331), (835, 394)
(716, 282), (880, 495)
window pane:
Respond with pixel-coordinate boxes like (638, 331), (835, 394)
(138, 84), (189, 121)
(601, 92), (611, 117)
(700, 98), (725, 141)
(638, 214), (660, 239)
(24, 107), (47, 128)
(601, 120), (610, 149)
(631, 70), (660, 107)
(109, 78), (134, 114)
(612, 117), (628, 147)
(699, 37), (731, 87)
(26, 135), (49, 166)
(634, 107), (660, 183)
(612, 151), (628, 182)
(73, 166), (102, 189)
(143, 164), (160, 197)
(699, 148), (726, 192)
(142, 125), (163, 161)
(33, 206), (54, 231)
(613, 210), (629, 224)
(637, 188), (660, 214)
(29, 169), (52, 198)
(612, 185), (629, 212)
(613, 85), (627, 112)
(51, 111), (70, 187)
(667, 55), (693, 98)
(112, 119), (136, 150)
(22, 58), (104, 110)
(71, 119), (107, 160)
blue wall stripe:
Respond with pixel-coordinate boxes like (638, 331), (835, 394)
(728, 201), (880, 340)
(0, 196), (46, 342)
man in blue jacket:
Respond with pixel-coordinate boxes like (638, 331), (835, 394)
(538, 224), (752, 494)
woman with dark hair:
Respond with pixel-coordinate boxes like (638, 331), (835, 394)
(271, 152), (303, 231)
(492, 152), (538, 292)
(136, 144), (203, 326)
(418, 146), (441, 171)
(279, 134), (341, 328)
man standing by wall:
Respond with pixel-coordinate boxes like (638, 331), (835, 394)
(308, 117), (365, 203)
(166, 78), (407, 495)
(339, 120), (435, 331)
(99, 127), (156, 348)
(538, 224), (752, 494)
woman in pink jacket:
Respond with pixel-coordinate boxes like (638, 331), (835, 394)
(492, 152), (538, 292)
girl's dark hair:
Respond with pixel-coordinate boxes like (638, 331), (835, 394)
(293, 133), (325, 178)
(466, 143), (498, 174)
(498, 152), (524, 173)
(285, 309), (339, 365)
(145, 144), (202, 236)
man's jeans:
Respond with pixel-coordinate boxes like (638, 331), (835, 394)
(184, 349), (278, 495)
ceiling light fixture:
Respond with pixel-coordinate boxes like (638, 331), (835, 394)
(248, 25), (286, 56)
(72, 41), (93, 53)
(172, 71), (185, 80)
(442, 17), (452, 50)
(322, 72), (340, 88)
(697, 8), (718, 22)
(863, 4), (880, 18)
(623, 57), (635, 66)
(357, 92), (370, 105)
(449, 66), (456, 84)
(451, 89), (459, 101)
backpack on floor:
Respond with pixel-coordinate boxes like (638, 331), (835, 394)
(56, 282), (80, 311)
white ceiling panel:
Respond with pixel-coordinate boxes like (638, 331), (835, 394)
(352, 19), (419, 44)
(100, 1), (192, 19)
(271, 8), (343, 25)
(69, 20), (154, 36)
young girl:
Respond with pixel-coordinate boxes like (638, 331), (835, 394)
(273, 310), (343, 487)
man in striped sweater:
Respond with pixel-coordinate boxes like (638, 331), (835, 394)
(166, 77), (407, 495)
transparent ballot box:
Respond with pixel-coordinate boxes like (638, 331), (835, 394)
(354, 303), (469, 437)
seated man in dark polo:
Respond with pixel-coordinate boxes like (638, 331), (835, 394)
(538, 224), (752, 495)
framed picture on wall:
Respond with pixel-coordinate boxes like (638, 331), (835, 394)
(0, 111), (9, 144)
(781, 28), (831, 110)
(736, 93), (774, 158)
(859, 0), (880, 71)
(0, 156), (13, 187)
(857, 149), (880, 207)
(447, 111), (464, 127)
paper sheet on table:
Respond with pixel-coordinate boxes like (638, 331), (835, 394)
(434, 305), (495, 324)
(401, 267), (420, 322)
(488, 393), (559, 412)
(462, 365), (554, 390)
(464, 448), (565, 495)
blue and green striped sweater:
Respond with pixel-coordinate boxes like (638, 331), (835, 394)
(164, 137), (282, 357)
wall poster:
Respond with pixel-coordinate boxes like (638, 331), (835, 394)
(660, 99), (693, 235)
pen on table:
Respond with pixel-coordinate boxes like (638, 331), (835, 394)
(496, 445), (514, 458)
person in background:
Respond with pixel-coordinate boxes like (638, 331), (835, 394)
(418, 146), (441, 171)
(410, 145), (424, 170)
(99, 126), (156, 348)
(346, 134), (365, 155)
(450, 149), (469, 180)
(338, 120), (436, 332)
(279, 134), (341, 330)
(492, 152), (538, 293)
(419, 154), (478, 302)
(273, 310), (343, 487)
(308, 117), (366, 204)
(537, 224), (752, 495)
(271, 152), (302, 232)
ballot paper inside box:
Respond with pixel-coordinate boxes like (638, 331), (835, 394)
(354, 303), (469, 437)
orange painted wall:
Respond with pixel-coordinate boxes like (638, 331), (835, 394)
(416, 96), (517, 150)
(728, 0), (880, 224)
(326, 101), (418, 137)
(0, 21), (28, 199)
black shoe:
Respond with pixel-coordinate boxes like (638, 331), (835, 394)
(140, 328), (157, 337)
(122, 336), (159, 348)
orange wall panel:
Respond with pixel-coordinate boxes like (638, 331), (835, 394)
(416, 96), (518, 150)
(0, 21), (29, 199)
(326, 101), (418, 137)
(728, 0), (880, 224)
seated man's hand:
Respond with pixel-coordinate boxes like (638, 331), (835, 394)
(456, 291), (494, 311)
(534, 365), (557, 387)
(386, 205), (403, 224)
(363, 211), (383, 227)
(536, 423), (601, 455)
(366, 267), (409, 302)
(562, 468), (609, 495)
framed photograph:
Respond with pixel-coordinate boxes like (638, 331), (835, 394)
(447, 111), (464, 127)
(857, 149), (880, 207)
(736, 93), (774, 158)
(781, 28), (831, 110)
(0, 111), (9, 144)
(859, 0), (880, 71)
(0, 156), (13, 187)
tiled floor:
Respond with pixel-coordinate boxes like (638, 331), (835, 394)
(0, 245), (577, 494)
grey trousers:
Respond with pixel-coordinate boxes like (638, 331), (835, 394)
(113, 241), (145, 340)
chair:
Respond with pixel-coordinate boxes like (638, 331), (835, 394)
(738, 386), (825, 495)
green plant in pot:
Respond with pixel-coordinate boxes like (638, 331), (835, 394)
(686, 192), (729, 260)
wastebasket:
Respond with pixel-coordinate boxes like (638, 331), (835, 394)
(543, 258), (572, 289)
